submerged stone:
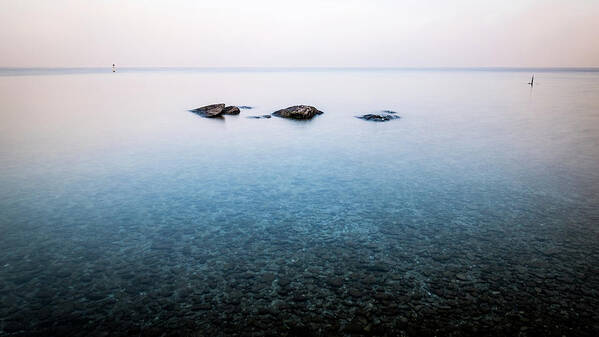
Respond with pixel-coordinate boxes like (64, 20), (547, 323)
(272, 105), (323, 120)
(357, 114), (400, 122)
(327, 277), (344, 287)
(349, 288), (363, 298)
(248, 115), (272, 119)
(261, 272), (276, 283)
(456, 273), (469, 281)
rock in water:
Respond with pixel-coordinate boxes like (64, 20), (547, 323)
(272, 105), (323, 120)
(191, 104), (225, 117)
(248, 115), (272, 119)
(238, 106), (253, 109)
(222, 106), (240, 115)
(357, 114), (400, 122)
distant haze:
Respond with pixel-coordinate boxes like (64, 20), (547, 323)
(1, 0), (598, 68)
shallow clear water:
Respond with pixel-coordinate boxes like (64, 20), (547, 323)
(1, 69), (598, 336)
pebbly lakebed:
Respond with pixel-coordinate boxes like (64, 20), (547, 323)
(1, 68), (599, 336)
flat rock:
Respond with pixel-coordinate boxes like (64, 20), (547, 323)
(357, 114), (400, 122)
(261, 272), (276, 283)
(327, 277), (344, 287)
(191, 104), (225, 118)
(374, 292), (391, 300)
(272, 105), (323, 120)
(366, 263), (390, 272)
(248, 115), (272, 119)
(238, 106), (254, 109)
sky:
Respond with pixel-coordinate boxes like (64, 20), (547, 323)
(1, 0), (598, 68)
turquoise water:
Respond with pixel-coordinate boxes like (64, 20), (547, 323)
(1, 69), (598, 336)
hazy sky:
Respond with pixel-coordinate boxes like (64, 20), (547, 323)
(1, 0), (598, 67)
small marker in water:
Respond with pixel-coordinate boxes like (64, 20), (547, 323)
(112, 64), (116, 73)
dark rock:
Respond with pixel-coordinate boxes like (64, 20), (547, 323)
(3, 321), (23, 333)
(227, 291), (242, 304)
(272, 105), (323, 120)
(261, 272), (276, 283)
(390, 273), (403, 280)
(349, 288), (363, 298)
(366, 263), (390, 272)
(327, 277), (344, 288)
(278, 277), (291, 286)
(362, 274), (377, 284)
(293, 294), (308, 302)
(222, 106), (240, 115)
(86, 292), (106, 301)
(344, 320), (364, 333)
(190, 104), (225, 117)
(248, 115), (271, 119)
(381, 110), (397, 114)
(238, 272), (255, 279)
(238, 106), (253, 109)
(357, 114), (400, 122)
(456, 273), (469, 281)
(192, 302), (212, 311)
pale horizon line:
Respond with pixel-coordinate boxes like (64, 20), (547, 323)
(2, 66), (599, 72)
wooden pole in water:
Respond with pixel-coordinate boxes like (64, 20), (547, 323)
(112, 64), (116, 73)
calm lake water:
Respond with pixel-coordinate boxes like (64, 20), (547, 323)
(1, 68), (598, 336)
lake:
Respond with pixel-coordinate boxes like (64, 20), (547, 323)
(1, 68), (598, 336)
